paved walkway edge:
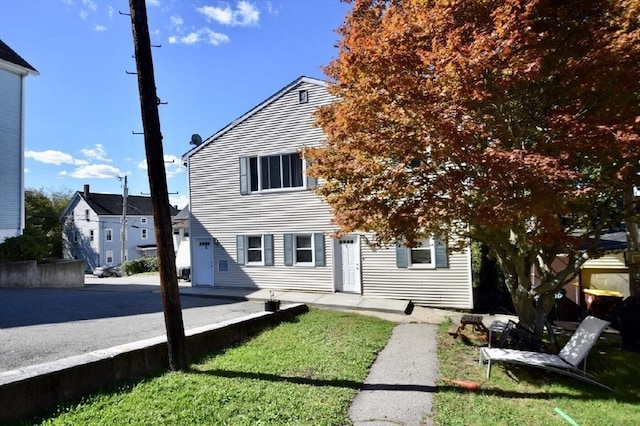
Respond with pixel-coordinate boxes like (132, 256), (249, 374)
(349, 323), (439, 426)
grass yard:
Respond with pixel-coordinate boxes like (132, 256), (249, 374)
(19, 309), (394, 426)
(433, 320), (640, 426)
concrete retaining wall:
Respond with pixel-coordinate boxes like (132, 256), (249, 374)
(0, 303), (309, 424)
(0, 260), (84, 288)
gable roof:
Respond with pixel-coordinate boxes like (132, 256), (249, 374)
(79, 191), (179, 217)
(182, 75), (328, 159)
(0, 39), (38, 75)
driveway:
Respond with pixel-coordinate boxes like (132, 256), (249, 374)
(0, 275), (264, 372)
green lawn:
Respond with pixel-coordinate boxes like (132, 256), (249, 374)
(433, 320), (640, 426)
(17, 308), (639, 425)
(21, 309), (394, 426)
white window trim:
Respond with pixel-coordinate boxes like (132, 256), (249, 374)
(141, 228), (148, 240)
(246, 235), (264, 266)
(106, 228), (113, 242)
(250, 152), (307, 194)
(408, 238), (436, 269)
(141, 217), (147, 224)
(106, 250), (113, 264)
(294, 233), (315, 266)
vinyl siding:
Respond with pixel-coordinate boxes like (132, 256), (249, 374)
(0, 68), (24, 237)
(190, 81), (335, 291)
(188, 78), (474, 308)
(361, 242), (473, 309)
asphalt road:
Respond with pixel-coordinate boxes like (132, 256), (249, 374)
(0, 276), (265, 372)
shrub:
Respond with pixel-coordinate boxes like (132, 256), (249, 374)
(0, 235), (47, 262)
(121, 256), (159, 275)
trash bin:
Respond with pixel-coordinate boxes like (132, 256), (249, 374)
(583, 289), (623, 323)
(616, 296), (640, 353)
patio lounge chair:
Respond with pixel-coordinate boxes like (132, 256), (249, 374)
(479, 316), (611, 390)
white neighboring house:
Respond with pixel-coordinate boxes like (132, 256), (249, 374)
(0, 39), (38, 243)
(172, 205), (190, 279)
(182, 76), (473, 309)
(61, 184), (180, 271)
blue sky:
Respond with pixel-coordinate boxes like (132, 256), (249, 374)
(1, 0), (350, 208)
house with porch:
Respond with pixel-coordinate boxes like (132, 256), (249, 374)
(0, 39), (38, 243)
(61, 184), (179, 271)
(182, 76), (473, 309)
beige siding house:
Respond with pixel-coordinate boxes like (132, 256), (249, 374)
(183, 76), (473, 309)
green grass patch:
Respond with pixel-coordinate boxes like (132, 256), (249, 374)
(22, 308), (394, 426)
(434, 320), (640, 426)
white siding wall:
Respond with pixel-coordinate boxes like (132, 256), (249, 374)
(188, 79), (474, 308)
(190, 81), (335, 291)
(361, 242), (473, 309)
(0, 68), (24, 241)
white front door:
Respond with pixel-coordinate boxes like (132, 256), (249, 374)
(194, 238), (214, 286)
(335, 235), (361, 293)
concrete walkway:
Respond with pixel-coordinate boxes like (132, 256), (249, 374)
(66, 276), (480, 425)
(179, 285), (459, 426)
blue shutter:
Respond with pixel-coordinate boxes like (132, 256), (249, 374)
(284, 233), (293, 266)
(435, 239), (448, 268)
(306, 175), (317, 190)
(264, 234), (274, 266)
(314, 233), (325, 267)
(239, 157), (249, 195)
(396, 243), (408, 268)
(236, 235), (245, 265)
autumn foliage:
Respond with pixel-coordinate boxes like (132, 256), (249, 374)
(308, 0), (640, 328)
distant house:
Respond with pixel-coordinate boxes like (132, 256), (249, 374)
(61, 184), (179, 271)
(0, 39), (38, 243)
(182, 76), (473, 309)
(172, 205), (190, 279)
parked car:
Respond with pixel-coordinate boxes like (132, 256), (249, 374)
(92, 265), (122, 278)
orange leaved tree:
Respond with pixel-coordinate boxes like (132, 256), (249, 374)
(307, 0), (640, 336)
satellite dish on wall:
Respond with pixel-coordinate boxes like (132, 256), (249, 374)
(190, 134), (202, 146)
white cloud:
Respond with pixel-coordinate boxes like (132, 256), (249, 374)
(108, 6), (114, 18)
(170, 193), (189, 210)
(266, 1), (279, 15)
(170, 16), (183, 27)
(94, 24), (107, 31)
(147, 0), (160, 6)
(197, 1), (259, 27)
(81, 144), (111, 162)
(62, 164), (123, 179)
(79, 9), (88, 19)
(169, 28), (229, 46)
(25, 150), (88, 166)
(81, 0), (97, 12)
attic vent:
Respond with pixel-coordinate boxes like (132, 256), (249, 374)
(298, 90), (308, 104)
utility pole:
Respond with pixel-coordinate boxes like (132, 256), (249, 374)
(120, 175), (128, 264)
(128, 0), (187, 370)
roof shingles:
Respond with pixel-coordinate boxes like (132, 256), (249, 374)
(80, 192), (179, 217)
(0, 39), (37, 73)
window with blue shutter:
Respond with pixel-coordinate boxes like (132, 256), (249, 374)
(283, 233), (325, 267)
(237, 234), (273, 266)
(396, 237), (448, 269)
